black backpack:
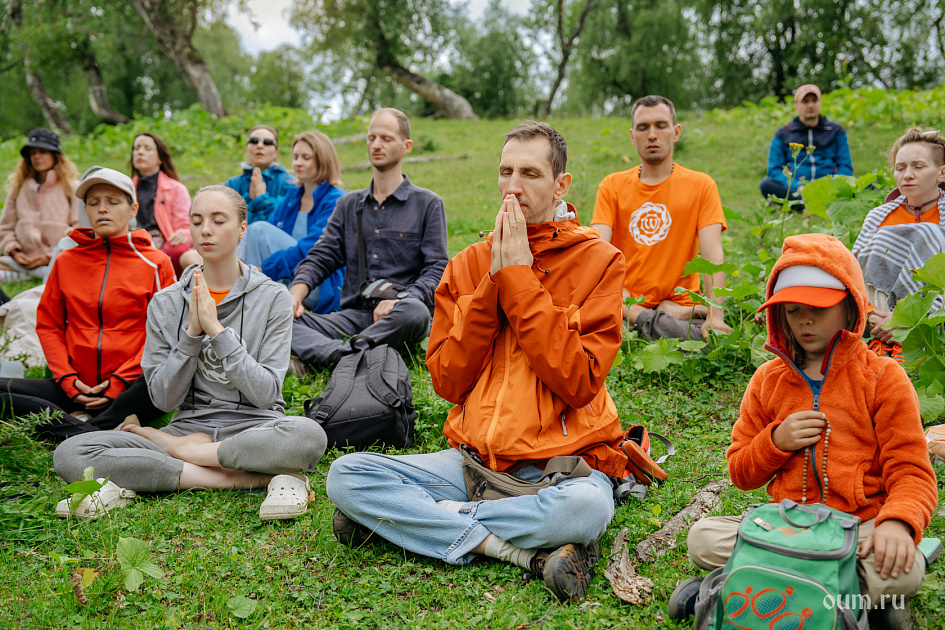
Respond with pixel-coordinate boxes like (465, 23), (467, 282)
(304, 344), (416, 450)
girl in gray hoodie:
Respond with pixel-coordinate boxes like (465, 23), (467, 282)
(54, 185), (326, 521)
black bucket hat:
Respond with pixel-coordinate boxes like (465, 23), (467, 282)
(20, 128), (62, 160)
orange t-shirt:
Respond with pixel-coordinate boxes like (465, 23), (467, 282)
(878, 204), (940, 228)
(591, 164), (726, 307)
(208, 288), (230, 305)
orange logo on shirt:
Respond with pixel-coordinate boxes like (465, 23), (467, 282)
(629, 202), (672, 246)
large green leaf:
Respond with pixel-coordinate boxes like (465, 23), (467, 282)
(227, 595), (258, 619)
(917, 391), (945, 423)
(913, 253), (945, 291)
(117, 537), (164, 592)
(889, 291), (938, 331)
(639, 338), (685, 372)
(682, 256), (738, 275)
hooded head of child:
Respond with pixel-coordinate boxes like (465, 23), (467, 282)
(759, 235), (865, 371)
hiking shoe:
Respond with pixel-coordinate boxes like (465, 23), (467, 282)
(55, 479), (136, 519)
(668, 576), (704, 620)
(869, 598), (913, 630)
(332, 507), (378, 547)
(259, 474), (310, 521)
(540, 540), (601, 602)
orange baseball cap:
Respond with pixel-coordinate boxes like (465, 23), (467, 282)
(758, 265), (848, 311)
(794, 84), (822, 102)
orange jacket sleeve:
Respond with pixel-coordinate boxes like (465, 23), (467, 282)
(727, 366), (795, 491)
(36, 262), (81, 398)
(872, 362), (938, 543)
(425, 255), (504, 404)
(494, 256), (624, 408)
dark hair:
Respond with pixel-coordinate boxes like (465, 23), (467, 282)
(503, 121), (567, 178)
(370, 108), (411, 140)
(194, 184), (248, 224)
(248, 124), (279, 148)
(775, 293), (858, 368)
(889, 127), (945, 169)
(631, 95), (677, 126)
(131, 132), (181, 181)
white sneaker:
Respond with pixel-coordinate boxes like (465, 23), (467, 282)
(55, 479), (136, 520)
(259, 474), (311, 521)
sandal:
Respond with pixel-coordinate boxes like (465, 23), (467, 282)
(259, 474), (311, 521)
(55, 479), (136, 519)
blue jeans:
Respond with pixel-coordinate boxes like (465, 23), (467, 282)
(326, 448), (615, 565)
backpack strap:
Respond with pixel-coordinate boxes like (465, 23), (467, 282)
(693, 567), (727, 630)
(536, 456), (593, 482)
(310, 352), (362, 423)
(648, 432), (676, 465)
(364, 346), (406, 408)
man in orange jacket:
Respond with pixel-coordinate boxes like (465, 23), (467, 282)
(326, 122), (629, 602)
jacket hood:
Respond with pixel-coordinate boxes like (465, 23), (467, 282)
(70, 227), (158, 249)
(486, 202), (599, 255)
(177, 260), (269, 304)
(765, 234), (867, 352)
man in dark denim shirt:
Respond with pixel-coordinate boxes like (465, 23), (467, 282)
(289, 108), (448, 368)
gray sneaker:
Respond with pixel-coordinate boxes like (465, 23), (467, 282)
(539, 540), (601, 602)
(332, 507), (378, 547)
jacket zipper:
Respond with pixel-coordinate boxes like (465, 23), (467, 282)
(485, 330), (513, 470)
(808, 128), (816, 180)
(97, 238), (112, 384)
(764, 334), (842, 503)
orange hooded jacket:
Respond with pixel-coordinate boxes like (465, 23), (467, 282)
(426, 207), (628, 477)
(729, 233), (937, 543)
(37, 228), (176, 400)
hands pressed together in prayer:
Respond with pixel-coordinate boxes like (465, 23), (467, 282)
(490, 194), (533, 275)
(187, 268), (224, 338)
(249, 167), (267, 200)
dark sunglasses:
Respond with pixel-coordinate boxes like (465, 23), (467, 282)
(248, 137), (277, 147)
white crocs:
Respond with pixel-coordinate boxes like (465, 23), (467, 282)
(259, 474), (311, 521)
(55, 479), (136, 520)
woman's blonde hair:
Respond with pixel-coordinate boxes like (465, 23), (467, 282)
(889, 127), (945, 168)
(5, 152), (78, 201)
(292, 131), (342, 187)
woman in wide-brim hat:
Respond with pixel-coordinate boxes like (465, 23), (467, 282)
(0, 128), (80, 280)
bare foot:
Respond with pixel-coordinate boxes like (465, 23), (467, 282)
(125, 425), (212, 459)
(113, 414), (141, 431)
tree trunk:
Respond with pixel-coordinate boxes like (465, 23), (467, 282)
(378, 62), (477, 120)
(8, 0), (72, 134)
(130, 0), (227, 118)
(539, 0), (597, 118)
(23, 58), (73, 135)
(75, 40), (130, 125)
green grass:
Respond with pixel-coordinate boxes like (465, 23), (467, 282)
(2, 89), (945, 628)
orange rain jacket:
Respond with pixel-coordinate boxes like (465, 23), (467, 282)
(37, 228), (176, 401)
(426, 207), (628, 477)
(729, 233), (937, 543)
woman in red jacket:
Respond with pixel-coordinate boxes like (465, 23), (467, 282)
(0, 168), (176, 440)
(130, 132), (194, 274)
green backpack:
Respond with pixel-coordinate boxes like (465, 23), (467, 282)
(694, 499), (867, 630)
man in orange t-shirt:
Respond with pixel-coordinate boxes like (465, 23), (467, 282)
(591, 95), (731, 341)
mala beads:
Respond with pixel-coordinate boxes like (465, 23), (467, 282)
(801, 419), (831, 503)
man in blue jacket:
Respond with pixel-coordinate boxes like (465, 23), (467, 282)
(759, 84), (853, 208)
(224, 125), (296, 223)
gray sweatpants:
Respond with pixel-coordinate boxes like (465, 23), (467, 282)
(53, 416), (327, 493)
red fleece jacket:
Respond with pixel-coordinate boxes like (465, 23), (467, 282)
(728, 233), (937, 544)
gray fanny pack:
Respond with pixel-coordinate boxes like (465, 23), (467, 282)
(460, 444), (593, 501)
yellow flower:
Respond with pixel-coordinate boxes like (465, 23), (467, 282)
(806, 145), (816, 155)
(789, 142), (803, 158)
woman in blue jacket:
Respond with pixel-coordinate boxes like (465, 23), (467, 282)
(242, 131), (344, 314)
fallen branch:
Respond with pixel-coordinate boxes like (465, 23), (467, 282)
(604, 528), (654, 605)
(635, 479), (730, 563)
(342, 154), (469, 172)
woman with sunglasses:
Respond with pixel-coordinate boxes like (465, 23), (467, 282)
(131, 132), (194, 275)
(239, 131), (344, 314)
(224, 125), (295, 224)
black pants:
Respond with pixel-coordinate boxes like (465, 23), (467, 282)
(0, 376), (163, 441)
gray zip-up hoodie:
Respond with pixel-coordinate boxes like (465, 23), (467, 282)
(142, 262), (293, 423)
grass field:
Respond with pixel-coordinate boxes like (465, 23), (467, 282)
(1, 90), (944, 629)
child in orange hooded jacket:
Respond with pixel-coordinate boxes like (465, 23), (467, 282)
(670, 233), (937, 624)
